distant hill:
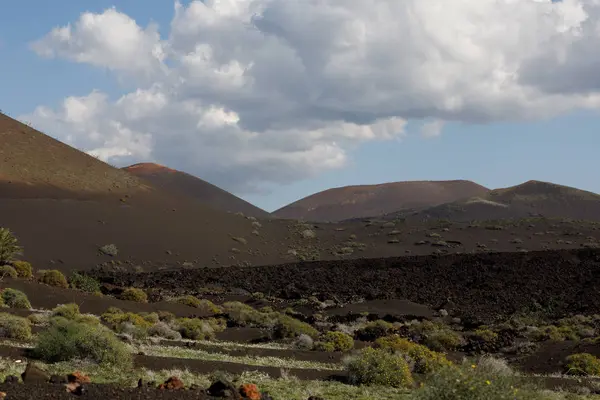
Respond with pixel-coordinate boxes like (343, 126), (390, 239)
(123, 163), (268, 218)
(272, 180), (490, 222)
(391, 180), (600, 222)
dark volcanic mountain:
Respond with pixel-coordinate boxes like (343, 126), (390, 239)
(272, 180), (490, 222)
(391, 180), (600, 222)
(123, 163), (268, 218)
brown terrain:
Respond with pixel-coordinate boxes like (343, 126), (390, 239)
(389, 180), (600, 223)
(272, 180), (490, 222)
(3, 111), (600, 398)
(123, 163), (268, 218)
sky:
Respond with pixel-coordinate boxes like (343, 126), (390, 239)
(1, 0), (600, 212)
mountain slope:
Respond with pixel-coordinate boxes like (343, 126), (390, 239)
(273, 180), (490, 222)
(0, 113), (289, 269)
(393, 180), (600, 222)
(0, 113), (149, 199)
(123, 163), (268, 218)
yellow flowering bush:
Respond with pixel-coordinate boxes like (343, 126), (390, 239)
(375, 335), (452, 374)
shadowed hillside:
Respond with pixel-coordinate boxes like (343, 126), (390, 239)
(272, 180), (490, 222)
(123, 163), (268, 218)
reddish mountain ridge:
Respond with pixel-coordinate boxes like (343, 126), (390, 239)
(273, 180), (490, 222)
(123, 163), (268, 218)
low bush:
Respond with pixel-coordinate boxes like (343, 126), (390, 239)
(0, 265), (17, 279)
(345, 347), (414, 388)
(52, 303), (80, 320)
(32, 317), (132, 366)
(222, 301), (270, 326)
(148, 321), (182, 340)
(38, 270), (68, 288)
(175, 296), (221, 314)
(355, 320), (395, 341)
(407, 320), (464, 351)
(0, 313), (31, 340)
(294, 334), (314, 350)
(411, 363), (538, 400)
(120, 288), (148, 303)
(28, 313), (50, 326)
(565, 353), (600, 376)
(1, 288), (31, 309)
(375, 335), (452, 374)
(101, 309), (152, 330)
(176, 318), (225, 340)
(69, 273), (101, 293)
(316, 331), (354, 352)
(272, 314), (319, 339)
(11, 261), (33, 279)
(157, 311), (176, 322)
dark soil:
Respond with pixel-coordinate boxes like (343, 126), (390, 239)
(91, 248), (600, 324)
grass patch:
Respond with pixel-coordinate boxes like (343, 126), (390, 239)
(134, 343), (341, 371)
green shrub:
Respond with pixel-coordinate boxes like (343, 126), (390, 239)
(139, 312), (159, 324)
(0, 266), (17, 279)
(316, 331), (354, 352)
(0, 228), (22, 264)
(1, 288), (31, 309)
(52, 303), (80, 320)
(222, 301), (270, 326)
(0, 313), (31, 340)
(69, 273), (101, 293)
(148, 322), (182, 340)
(28, 313), (49, 326)
(101, 309), (152, 331)
(12, 261), (33, 279)
(411, 363), (538, 400)
(157, 311), (176, 322)
(38, 270), (68, 288)
(565, 353), (600, 376)
(345, 347), (414, 388)
(175, 296), (221, 314)
(32, 318), (132, 366)
(272, 314), (319, 339)
(176, 318), (225, 340)
(355, 320), (395, 341)
(120, 288), (148, 303)
(375, 335), (452, 374)
(473, 328), (499, 343)
(424, 329), (464, 352)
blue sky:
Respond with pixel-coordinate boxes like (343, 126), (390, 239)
(1, 1), (599, 212)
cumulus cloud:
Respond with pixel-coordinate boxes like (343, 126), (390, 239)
(21, 0), (600, 193)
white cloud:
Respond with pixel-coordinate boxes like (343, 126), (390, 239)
(420, 120), (446, 138)
(21, 0), (600, 193)
(30, 7), (166, 77)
